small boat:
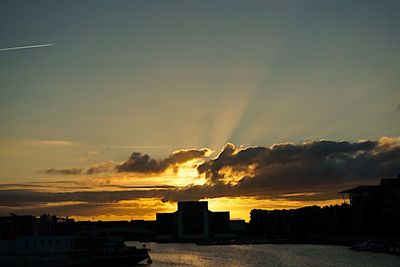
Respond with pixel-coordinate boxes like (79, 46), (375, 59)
(88, 242), (152, 266)
(351, 240), (387, 252)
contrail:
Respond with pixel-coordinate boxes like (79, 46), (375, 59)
(0, 43), (54, 51)
(111, 145), (173, 149)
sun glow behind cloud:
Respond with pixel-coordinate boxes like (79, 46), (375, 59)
(173, 159), (207, 186)
(61, 197), (344, 222)
(219, 164), (257, 185)
(0, 0), (399, 227)
(206, 197), (343, 221)
(1, 137), (399, 221)
(69, 198), (177, 221)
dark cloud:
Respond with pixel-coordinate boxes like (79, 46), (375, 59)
(86, 161), (116, 175)
(116, 148), (209, 173)
(0, 189), (167, 206)
(2, 137), (399, 216)
(161, 138), (400, 201)
(198, 139), (399, 193)
(0, 202), (164, 218)
(38, 168), (82, 175)
(0, 183), (90, 190)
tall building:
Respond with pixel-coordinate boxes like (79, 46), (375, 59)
(156, 201), (230, 241)
(177, 201), (209, 240)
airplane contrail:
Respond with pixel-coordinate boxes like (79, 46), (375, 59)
(111, 145), (173, 149)
(0, 43), (54, 51)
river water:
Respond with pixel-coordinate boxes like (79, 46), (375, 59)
(127, 242), (400, 267)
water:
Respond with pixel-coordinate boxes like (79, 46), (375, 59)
(127, 242), (400, 267)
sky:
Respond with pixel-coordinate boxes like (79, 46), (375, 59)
(0, 0), (399, 221)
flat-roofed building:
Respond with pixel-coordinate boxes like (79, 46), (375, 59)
(177, 201), (209, 240)
(156, 201), (230, 241)
(156, 212), (177, 241)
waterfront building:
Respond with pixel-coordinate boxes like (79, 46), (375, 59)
(229, 219), (247, 235)
(250, 175), (400, 240)
(156, 201), (231, 241)
(250, 205), (352, 239)
(340, 174), (400, 237)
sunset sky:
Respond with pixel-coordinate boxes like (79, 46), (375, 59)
(0, 1), (399, 221)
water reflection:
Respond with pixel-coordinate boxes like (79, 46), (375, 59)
(127, 242), (400, 267)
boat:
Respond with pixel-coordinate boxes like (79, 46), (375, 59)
(83, 239), (152, 266)
(0, 235), (88, 267)
(89, 246), (152, 266)
(350, 240), (387, 252)
(0, 235), (152, 267)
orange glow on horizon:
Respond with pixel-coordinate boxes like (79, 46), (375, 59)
(66, 197), (344, 222)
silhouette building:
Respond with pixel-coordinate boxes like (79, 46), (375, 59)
(156, 201), (230, 241)
(340, 174), (400, 237)
(250, 174), (400, 240)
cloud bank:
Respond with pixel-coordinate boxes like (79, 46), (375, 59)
(198, 138), (399, 191)
(116, 148), (210, 174)
(4, 137), (400, 218)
